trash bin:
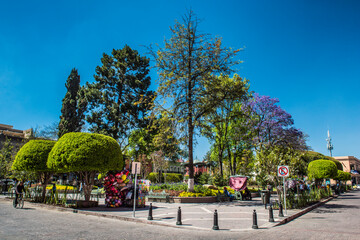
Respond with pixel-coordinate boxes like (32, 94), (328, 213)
(261, 190), (270, 205)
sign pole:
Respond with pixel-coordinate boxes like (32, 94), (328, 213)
(278, 165), (289, 216)
(283, 176), (287, 216)
(133, 163), (138, 218)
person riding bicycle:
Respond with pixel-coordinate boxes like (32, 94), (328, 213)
(15, 181), (25, 205)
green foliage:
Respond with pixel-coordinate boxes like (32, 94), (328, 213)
(86, 45), (154, 150)
(12, 140), (55, 172)
(308, 160), (338, 180)
(198, 172), (211, 185)
(152, 11), (242, 184)
(0, 137), (15, 178)
(147, 172), (160, 183)
(58, 68), (87, 138)
(329, 159), (343, 171)
(165, 173), (183, 183)
(334, 170), (351, 181)
(211, 173), (228, 187)
(48, 132), (123, 172)
(150, 183), (188, 191)
(147, 172), (182, 183)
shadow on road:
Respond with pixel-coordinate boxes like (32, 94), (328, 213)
(323, 204), (359, 209)
(19, 207), (35, 210)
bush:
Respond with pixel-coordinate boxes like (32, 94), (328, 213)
(211, 174), (228, 187)
(198, 173), (211, 185)
(308, 160), (338, 182)
(150, 183), (188, 191)
(334, 170), (351, 181)
(165, 173), (183, 182)
(12, 139), (56, 202)
(12, 140), (55, 172)
(146, 172), (183, 183)
(48, 132), (123, 202)
(48, 132), (123, 172)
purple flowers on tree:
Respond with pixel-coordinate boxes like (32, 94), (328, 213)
(242, 93), (307, 151)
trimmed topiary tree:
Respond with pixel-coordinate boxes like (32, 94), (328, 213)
(308, 159), (338, 186)
(47, 132), (123, 202)
(12, 139), (56, 202)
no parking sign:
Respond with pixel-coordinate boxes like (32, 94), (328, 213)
(278, 165), (289, 177)
(278, 165), (289, 216)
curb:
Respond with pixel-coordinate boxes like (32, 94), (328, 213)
(275, 196), (335, 226)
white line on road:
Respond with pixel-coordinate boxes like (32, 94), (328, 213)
(200, 207), (213, 213)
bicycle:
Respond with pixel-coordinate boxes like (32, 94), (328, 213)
(13, 193), (24, 209)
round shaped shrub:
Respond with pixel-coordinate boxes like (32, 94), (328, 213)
(308, 159), (338, 180)
(47, 132), (123, 172)
(12, 139), (55, 171)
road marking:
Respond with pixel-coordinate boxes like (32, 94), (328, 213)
(200, 207), (212, 213)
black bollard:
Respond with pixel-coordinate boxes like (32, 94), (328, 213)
(252, 209), (258, 229)
(176, 207), (182, 225)
(148, 203), (153, 220)
(269, 204), (274, 222)
(279, 201), (284, 217)
(213, 209), (219, 230)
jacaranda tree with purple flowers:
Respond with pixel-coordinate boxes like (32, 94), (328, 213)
(242, 94), (308, 191)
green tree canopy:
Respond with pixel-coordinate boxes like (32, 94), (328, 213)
(301, 151), (343, 171)
(13, 140), (55, 172)
(12, 139), (55, 201)
(333, 170), (351, 181)
(58, 68), (87, 138)
(152, 11), (244, 191)
(86, 45), (154, 150)
(48, 132), (123, 202)
(48, 132), (123, 172)
(308, 159), (338, 184)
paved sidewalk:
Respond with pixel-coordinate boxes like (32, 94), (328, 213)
(0, 194), (327, 232)
(77, 196), (300, 231)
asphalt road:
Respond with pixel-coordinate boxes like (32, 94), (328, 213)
(1, 191), (360, 240)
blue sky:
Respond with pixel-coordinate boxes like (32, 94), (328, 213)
(1, 0), (359, 160)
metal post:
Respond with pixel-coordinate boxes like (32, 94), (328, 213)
(278, 201), (284, 217)
(148, 203), (153, 220)
(213, 209), (219, 230)
(269, 204), (274, 222)
(252, 209), (258, 229)
(176, 207), (182, 225)
(133, 165), (138, 218)
(283, 176), (287, 216)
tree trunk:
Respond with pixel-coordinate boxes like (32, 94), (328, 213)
(41, 172), (52, 203)
(232, 151), (238, 176)
(188, 124), (194, 191)
(82, 171), (96, 202)
(218, 149), (224, 178)
(227, 146), (233, 175)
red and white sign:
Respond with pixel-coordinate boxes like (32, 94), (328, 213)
(278, 165), (289, 177)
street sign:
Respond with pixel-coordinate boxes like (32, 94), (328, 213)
(132, 162), (141, 175)
(278, 165), (289, 177)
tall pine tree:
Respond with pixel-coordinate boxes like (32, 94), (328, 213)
(86, 45), (154, 150)
(58, 68), (87, 138)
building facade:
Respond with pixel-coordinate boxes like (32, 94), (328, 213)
(333, 156), (360, 185)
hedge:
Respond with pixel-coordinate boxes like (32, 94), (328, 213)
(308, 159), (338, 180)
(12, 140), (55, 172)
(147, 172), (183, 183)
(334, 170), (351, 181)
(47, 132), (123, 172)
